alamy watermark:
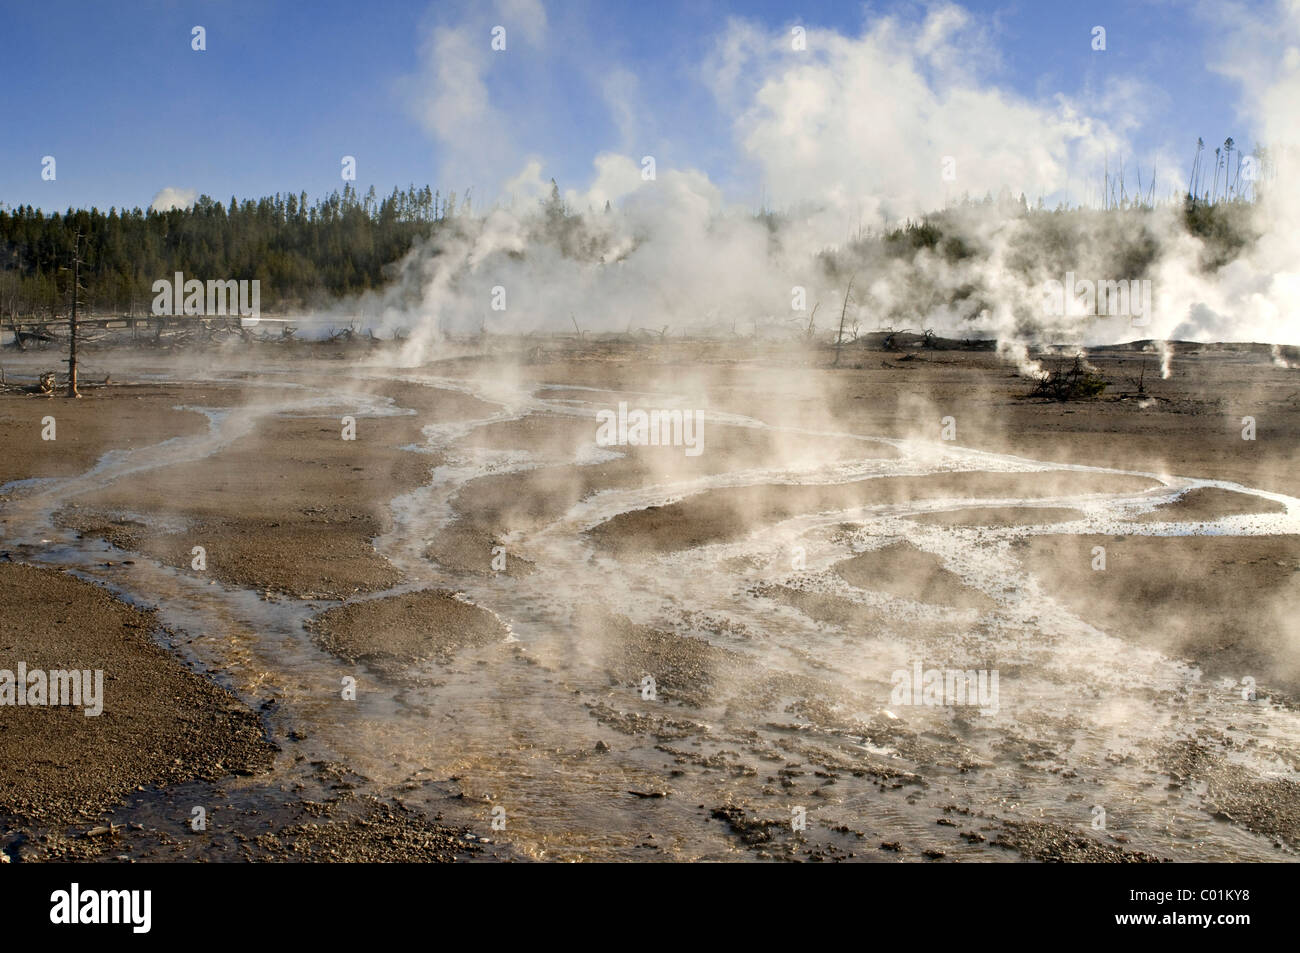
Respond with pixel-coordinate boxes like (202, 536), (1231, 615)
(50, 883), (150, 933)
(0, 663), (104, 716)
(1042, 272), (1151, 327)
(152, 271), (260, 320)
(595, 401), (704, 457)
(890, 661), (999, 715)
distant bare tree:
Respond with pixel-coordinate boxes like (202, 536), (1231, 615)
(833, 274), (857, 367)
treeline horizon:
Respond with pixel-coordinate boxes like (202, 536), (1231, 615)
(0, 178), (1261, 323)
(0, 184), (458, 317)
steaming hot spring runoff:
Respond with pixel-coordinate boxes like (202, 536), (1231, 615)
(2, 0), (1299, 917)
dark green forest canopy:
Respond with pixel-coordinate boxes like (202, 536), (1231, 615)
(0, 179), (1259, 322)
(0, 184), (453, 315)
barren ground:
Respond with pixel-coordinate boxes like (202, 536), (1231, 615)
(1, 338), (1297, 862)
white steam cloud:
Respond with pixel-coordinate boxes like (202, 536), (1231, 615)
(365, 0), (1300, 361)
(150, 187), (198, 212)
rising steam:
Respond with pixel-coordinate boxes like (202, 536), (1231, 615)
(350, 0), (1300, 362)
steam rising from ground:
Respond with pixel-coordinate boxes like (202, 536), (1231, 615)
(150, 187), (198, 212)
(357, 0), (1300, 361)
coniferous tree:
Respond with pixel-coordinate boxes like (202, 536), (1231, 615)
(0, 186), (446, 315)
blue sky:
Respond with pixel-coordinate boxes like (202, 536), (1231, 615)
(0, 0), (1260, 213)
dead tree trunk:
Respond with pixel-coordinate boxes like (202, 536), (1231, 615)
(66, 231), (83, 397)
(833, 275), (856, 367)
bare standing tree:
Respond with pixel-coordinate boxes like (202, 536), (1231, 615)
(1225, 137), (1238, 199)
(1189, 137), (1204, 199)
(62, 229), (84, 397)
(833, 274), (857, 367)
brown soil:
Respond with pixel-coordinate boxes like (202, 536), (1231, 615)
(1020, 533), (1300, 695)
(445, 418), (890, 540)
(0, 562), (276, 827)
(833, 541), (997, 612)
(308, 588), (510, 679)
(905, 506), (1086, 527)
(0, 383), (212, 485)
(1134, 486), (1287, 521)
(588, 470), (1158, 556)
(2, 341), (1297, 863)
(47, 380), (496, 599)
